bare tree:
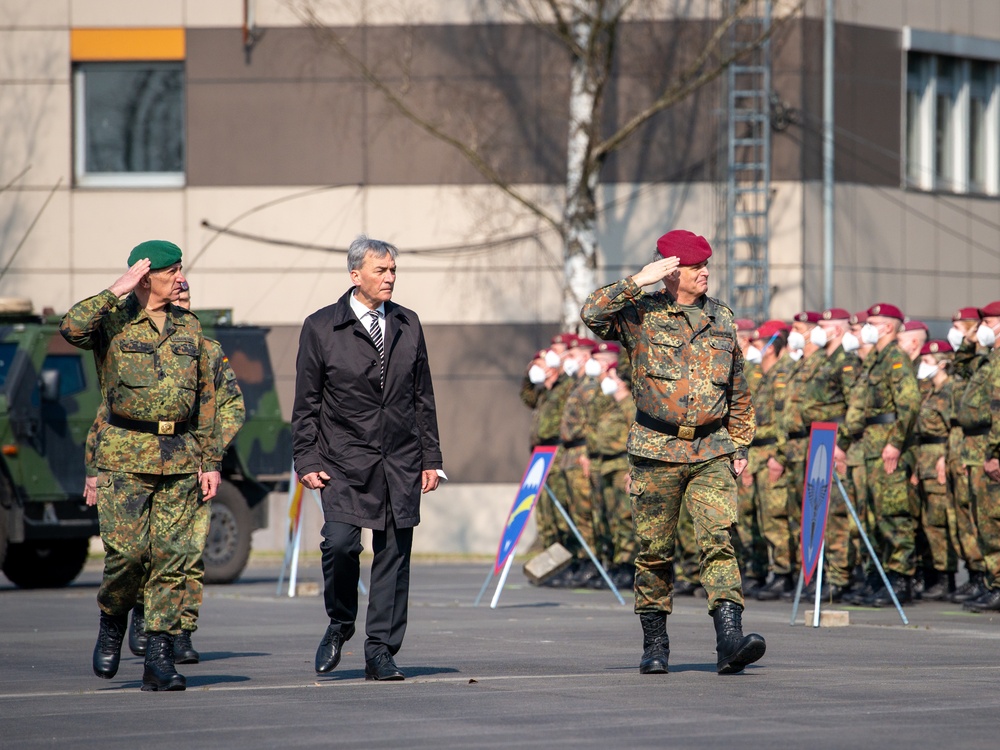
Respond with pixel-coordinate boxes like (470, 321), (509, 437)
(288, 0), (801, 330)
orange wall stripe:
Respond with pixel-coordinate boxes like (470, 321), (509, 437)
(71, 28), (185, 61)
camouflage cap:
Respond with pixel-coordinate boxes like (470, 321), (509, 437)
(127, 240), (182, 270)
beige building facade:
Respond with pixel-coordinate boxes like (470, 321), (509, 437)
(2, 1), (999, 553)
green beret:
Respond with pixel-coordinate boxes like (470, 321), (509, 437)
(127, 240), (182, 270)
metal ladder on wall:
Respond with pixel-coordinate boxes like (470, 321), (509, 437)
(723, 0), (772, 322)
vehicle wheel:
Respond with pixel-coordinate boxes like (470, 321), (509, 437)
(1, 538), (89, 588)
(203, 480), (252, 584)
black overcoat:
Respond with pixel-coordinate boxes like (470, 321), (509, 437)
(291, 287), (443, 529)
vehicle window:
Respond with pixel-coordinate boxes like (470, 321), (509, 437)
(37, 354), (87, 400)
(0, 343), (17, 388)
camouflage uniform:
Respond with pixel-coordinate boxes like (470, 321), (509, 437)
(912, 377), (958, 578)
(61, 290), (220, 635)
(521, 374), (573, 549)
(794, 344), (861, 588)
(946, 371), (985, 578)
(582, 278), (755, 614)
(735, 360), (767, 583)
(839, 341), (921, 578)
(956, 344), (1000, 593)
(560, 375), (600, 556)
(587, 390), (637, 568)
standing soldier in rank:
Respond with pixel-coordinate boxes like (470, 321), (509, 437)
(582, 229), (764, 676)
(61, 240), (221, 692)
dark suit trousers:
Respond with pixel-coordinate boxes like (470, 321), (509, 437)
(320, 509), (413, 662)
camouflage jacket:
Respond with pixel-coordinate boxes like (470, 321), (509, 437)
(747, 357), (795, 474)
(744, 360), (764, 397)
(779, 349), (828, 464)
(560, 375), (598, 470)
(83, 337), (246, 477)
(60, 290), (219, 474)
(522, 374), (574, 446)
(587, 391), (634, 475)
(581, 277), (755, 464)
(912, 378), (953, 479)
(956, 345), (1000, 464)
(839, 340), (920, 458)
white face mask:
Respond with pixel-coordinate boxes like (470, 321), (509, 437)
(810, 326), (828, 347)
(787, 331), (806, 352)
(789, 349), (803, 361)
(562, 358), (580, 376)
(583, 357), (602, 378)
(745, 345), (762, 364)
(600, 376), (619, 396)
(544, 349), (562, 368)
(916, 362), (939, 381)
(946, 326), (965, 350)
(841, 331), (860, 353)
(860, 323), (881, 346)
(977, 323), (997, 349)
(528, 364), (547, 384)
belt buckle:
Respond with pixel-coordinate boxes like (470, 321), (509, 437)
(157, 420), (175, 436)
(677, 425), (696, 440)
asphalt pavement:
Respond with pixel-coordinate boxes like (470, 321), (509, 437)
(2, 557), (999, 749)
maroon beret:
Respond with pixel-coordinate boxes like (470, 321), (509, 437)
(850, 311), (868, 325)
(573, 337), (597, 350)
(867, 303), (904, 321)
(551, 332), (575, 347)
(920, 340), (953, 355)
(901, 319), (928, 332)
(821, 308), (850, 321)
(656, 230), (712, 265)
(979, 300), (1000, 317)
(953, 307), (980, 321)
(594, 341), (620, 355)
(734, 318), (756, 332)
(533, 350), (546, 360)
(752, 320), (791, 340)
(793, 311), (821, 324)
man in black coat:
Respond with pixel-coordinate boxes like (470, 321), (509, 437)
(292, 234), (444, 681)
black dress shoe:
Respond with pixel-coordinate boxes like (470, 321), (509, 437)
(315, 626), (346, 673)
(365, 652), (405, 681)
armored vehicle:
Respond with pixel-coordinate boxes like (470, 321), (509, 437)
(0, 299), (291, 588)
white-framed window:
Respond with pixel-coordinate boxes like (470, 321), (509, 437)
(73, 62), (185, 188)
(903, 29), (1000, 196)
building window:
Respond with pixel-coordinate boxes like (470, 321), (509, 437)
(73, 62), (185, 188)
(905, 42), (1000, 196)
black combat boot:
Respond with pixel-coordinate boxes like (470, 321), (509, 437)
(173, 630), (200, 664)
(711, 601), (766, 675)
(755, 573), (793, 601)
(870, 572), (913, 607)
(93, 612), (128, 679)
(142, 634), (186, 691)
(922, 572), (955, 601)
(128, 605), (148, 657)
(962, 587), (1000, 613)
(638, 612), (669, 674)
(951, 570), (987, 603)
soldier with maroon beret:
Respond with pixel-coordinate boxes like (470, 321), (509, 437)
(582, 228), (764, 676)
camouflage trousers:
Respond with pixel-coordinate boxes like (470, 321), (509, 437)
(754, 466), (795, 576)
(967, 466), (1000, 589)
(855, 458), (916, 577)
(535, 461), (571, 550)
(916, 477), (958, 574)
(674, 501), (701, 585)
(590, 466), (637, 567)
(734, 477), (767, 582)
(951, 463), (986, 573)
(824, 468), (860, 587)
(562, 465), (597, 557)
(629, 455), (742, 614)
(96, 471), (204, 635)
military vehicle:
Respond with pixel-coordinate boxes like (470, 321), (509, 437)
(0, 298), (292, 588)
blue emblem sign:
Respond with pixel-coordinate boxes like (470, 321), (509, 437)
(800, 422), (839, 585)
(494, 446), (558, 574)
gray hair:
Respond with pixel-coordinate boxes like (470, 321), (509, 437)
(347, 234), (399, 272)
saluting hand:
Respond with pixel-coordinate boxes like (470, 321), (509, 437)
(108, 258), (152, 298)
(631, 256), (681, 288)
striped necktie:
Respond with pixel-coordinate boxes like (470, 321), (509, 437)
(368, 310), (384, 387)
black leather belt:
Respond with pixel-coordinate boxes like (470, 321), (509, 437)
(537, 437), (560, 446)
(635, 410), (721, 440)
(950, 418), (961, 429)
(917, 436), (948, 445)
(751, 437), (778, 447)
(865, 413), (897, 426)
(562, 439), (586, 449)
(787, 430), (810, 440)
(962, 425), (991, 437)
(589, 451), (627, 460)
(108, 412), (189, 436)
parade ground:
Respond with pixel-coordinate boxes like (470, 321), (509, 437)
(2, 557), (999, 750)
